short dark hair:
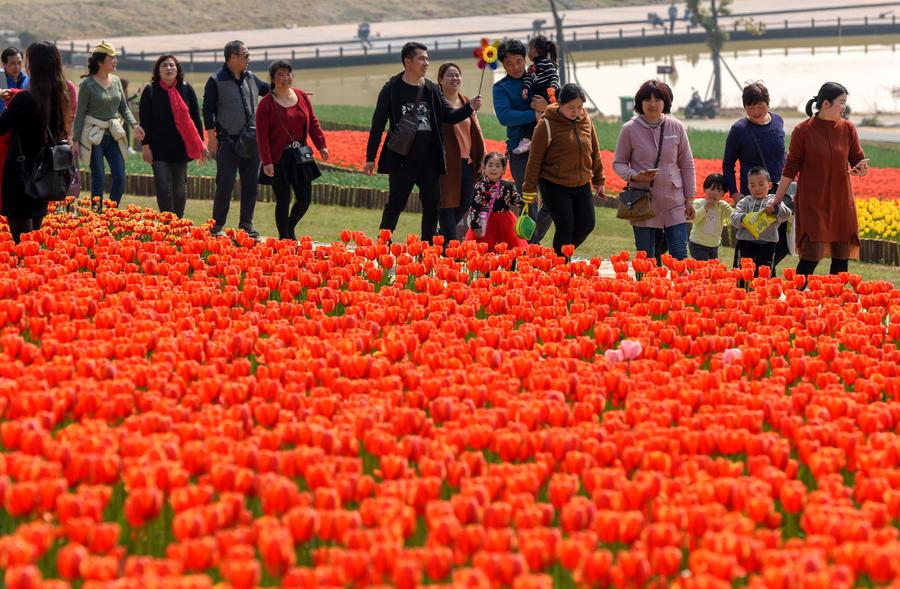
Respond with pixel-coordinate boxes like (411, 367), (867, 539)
(747, 166), (771, 180)
(703, 173), (727, 191)
(633, 80), (673, 114)
(224, 40), (245, 62)
(482, 151), (507, 171)
(558, 83), (586, 105)
(401, 42), (427, 65)
(497, 39), (526, 63)
(742, 82), (770, 107)
(268, 59), (292, 86)
(151, 54), (184, 84)
(1, 47), (22, 64)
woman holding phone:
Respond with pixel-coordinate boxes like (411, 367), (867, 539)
(613, 79), (696, 263)
(769, 82), (867, 277)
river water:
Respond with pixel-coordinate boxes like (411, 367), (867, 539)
(282, 36), (900, 117)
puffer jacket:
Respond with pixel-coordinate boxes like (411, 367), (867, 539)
(522, 103), (604, 194)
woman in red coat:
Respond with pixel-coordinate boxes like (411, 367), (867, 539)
(771, 82), (867, 276)
(256, 60), (328, 240)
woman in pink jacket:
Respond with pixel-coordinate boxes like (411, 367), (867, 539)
(613, 80), (696, 262)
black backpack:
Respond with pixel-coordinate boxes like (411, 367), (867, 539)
(17, 128), (76, 202)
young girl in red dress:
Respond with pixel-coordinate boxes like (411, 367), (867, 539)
(466, 151), (527, 251)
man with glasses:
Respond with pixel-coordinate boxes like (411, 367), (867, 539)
(203, 40), (269, 238)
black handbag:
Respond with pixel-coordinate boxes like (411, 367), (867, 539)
(17, 128), (75, 202)
(617, 122), (664, 223)
(385, 82), (424, 156)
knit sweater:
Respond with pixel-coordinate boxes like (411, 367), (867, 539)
(722, 114), (786, 196)
(73, 75), (137, 140)
(256, 89), (326, 167)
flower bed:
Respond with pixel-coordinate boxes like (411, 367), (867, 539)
(0, 203), (899, 588)
(323, 130), (900, 201)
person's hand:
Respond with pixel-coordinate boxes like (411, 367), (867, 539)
(133, 125), (145, 142)
(200, 146), (210, 162)
(849, 159), (869, 176)
(363, 161), (376, 176)
(319, 147), (329, 161)
(470, 96), (483, 112)
(207, 134), (218, 157)
(594, 184), (606, 198)
(731, 192), (743, 202)
(521, 89), (529, 101)
(765, 204), (776, 215)
(0, 89), (11, 102)
(522, 191), (537, 204)
(630, 170), (658, 183)
(141, 145), (153, 164)
(530, 96), (548, 113)
(685, 203), (696, 220)
(71, 141), (80, 155)
(263, 164), (275, 177)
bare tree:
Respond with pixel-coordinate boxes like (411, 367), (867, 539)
(685, 0), (731, 105)
(548, 0), (567, 85)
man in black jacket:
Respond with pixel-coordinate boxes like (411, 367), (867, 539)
(364, 42), (482, 243)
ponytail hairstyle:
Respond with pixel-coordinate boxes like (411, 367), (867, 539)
(529, 35), (557, 66)
(81, 52), (109, 78)
(25, 41), (70, 141)
(805, 81), (848, 117)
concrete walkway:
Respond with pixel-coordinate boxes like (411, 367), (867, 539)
(62, 0), (899, 54)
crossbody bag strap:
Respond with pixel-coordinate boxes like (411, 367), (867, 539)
(625, 120), (665, 190)
(648, 121), (665, 189)
(747, 122), (768, 171)
(272, 94), (299, 144)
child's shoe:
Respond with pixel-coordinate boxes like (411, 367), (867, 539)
(512, 138), (531, 155)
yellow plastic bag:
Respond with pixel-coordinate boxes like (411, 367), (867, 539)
(741, 211), (777, 239)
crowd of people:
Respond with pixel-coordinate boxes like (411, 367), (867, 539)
(0, 38), (871, 278)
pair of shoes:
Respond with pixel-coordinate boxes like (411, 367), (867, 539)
(512, 138), (531, 155)
(240, 225), (261, 239)
(210, 227), (225, 237)
(127, 147), (138, 156)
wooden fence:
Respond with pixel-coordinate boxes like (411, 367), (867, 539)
(84, 171), (900, 266)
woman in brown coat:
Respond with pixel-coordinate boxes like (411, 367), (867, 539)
(771, 82), (868, 276)
(438, 63), (485, 244)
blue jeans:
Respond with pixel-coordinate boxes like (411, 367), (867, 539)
(89, 133), (126, 204)
(633, 223), (689, 264)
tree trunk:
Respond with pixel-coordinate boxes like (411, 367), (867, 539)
(549, 0), (567, 86)
(710, 0), (722, 105)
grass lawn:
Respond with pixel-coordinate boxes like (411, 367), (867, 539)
(121, 194), (900, 285)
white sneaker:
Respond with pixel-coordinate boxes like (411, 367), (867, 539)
(512, 139), (531, 155)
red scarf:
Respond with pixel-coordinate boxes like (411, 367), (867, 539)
(162, 80), (204, 160)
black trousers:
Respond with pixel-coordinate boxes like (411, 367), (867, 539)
(438, 159), (474, 244)
(212, 138), (259, 231)
(7, 215), (45, 243)
(539, 179), (595, 256)
(273, 179), (312, 240)
(381, 158), (441, 243)
(735, 239), (776, 276)
(152, 161), (188, 218)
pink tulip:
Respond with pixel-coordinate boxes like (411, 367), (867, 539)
(619, 340), (642, 361)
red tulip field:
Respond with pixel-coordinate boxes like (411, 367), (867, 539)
(0, 203), (900, 589)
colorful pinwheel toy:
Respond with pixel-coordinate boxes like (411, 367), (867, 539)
(473, 37), (500, 94)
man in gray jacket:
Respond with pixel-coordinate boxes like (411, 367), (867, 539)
(203, 40), (269, 238)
